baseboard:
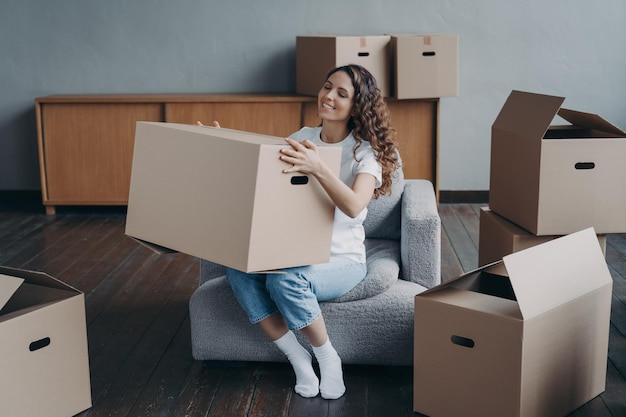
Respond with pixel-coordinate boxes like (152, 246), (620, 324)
(439, 190), (489, 204)
(0, 190), (43, 212)
(0, 190), (41, 201)
(1, 189), (490, 209)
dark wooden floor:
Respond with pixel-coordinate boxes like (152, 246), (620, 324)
(0, 201), (624, 417)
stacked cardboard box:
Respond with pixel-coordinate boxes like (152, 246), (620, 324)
(296, 34), (458, 99)
(413, 90), (621, 416)
(296, 35), (392, 97)
(478, 207), (606, 266)
(391, 34), (458, 99)
(478, 90), (626, 264)
(488, 90), (626, 234)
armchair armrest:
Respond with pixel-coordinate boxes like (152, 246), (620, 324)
(199, 259), (227, 285)
(198, 180), (441, 289)
(400, 179), (441, 288)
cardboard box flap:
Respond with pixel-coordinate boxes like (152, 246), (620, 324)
(140, 122), (286, 146)
(0, 265), (80, 294)
(493, 90), (564, 140)
(418, 261), (506, 296)
(196, 124), (287, 145)
(1, 282), (78, 318)
(0, 274), (25, 311)
(557, 108), (626, 136)
(502, 228), (611, 319)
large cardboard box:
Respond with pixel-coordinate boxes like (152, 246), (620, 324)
(490, 90), (626, 235)
(478, 207), (606, 266)
(0, 266), (92, 417)
(391, 34), (458, 99)
(414, 228), (612, 417)
(125, 122), (342, 273)
(296, 35), (391, 97)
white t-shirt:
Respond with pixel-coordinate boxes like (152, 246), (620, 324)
(289, 126), (382, 263)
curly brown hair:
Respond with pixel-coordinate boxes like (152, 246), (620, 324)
(326, 65), (400, 199)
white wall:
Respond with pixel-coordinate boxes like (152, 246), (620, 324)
(1, 0), (625, 191)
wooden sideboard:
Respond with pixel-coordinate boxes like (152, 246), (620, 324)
(35, 94), (439, 214)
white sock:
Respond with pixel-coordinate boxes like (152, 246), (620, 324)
(274, 331), (319, 398)
(312, 339), (345, 399)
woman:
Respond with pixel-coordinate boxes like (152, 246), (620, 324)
(217, 64), (399, 399)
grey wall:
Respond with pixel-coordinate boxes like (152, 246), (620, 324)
(2, 0), (625, 192)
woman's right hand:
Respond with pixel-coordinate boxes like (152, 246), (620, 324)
(196, 121), (221, 128)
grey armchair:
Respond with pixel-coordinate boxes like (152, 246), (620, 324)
(189, 174), (441, 366)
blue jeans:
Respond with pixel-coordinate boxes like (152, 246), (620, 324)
(226, 258), (366, 331)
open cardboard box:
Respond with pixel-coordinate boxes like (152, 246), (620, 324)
(125, 122), (342, 273)
(414, 228), (612, 417)
(489, 90), (626, 235)
(0, 266), (92, 417)
(478, 207), (606, 266)
(296, 35), (391, 97)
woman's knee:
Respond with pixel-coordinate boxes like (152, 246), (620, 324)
(265, 271), (309, 294)
(225, 268), (244, 289)
(226, 269), (266, 296)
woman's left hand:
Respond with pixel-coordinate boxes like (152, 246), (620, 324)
(280, 138), (325, 175)
(281, 138), (375, 218)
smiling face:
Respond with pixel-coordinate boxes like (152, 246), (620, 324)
(317, 70), (355, 124)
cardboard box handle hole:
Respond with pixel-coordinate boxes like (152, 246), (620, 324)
(357, 52), (370, 57)
(575, 162), (595, 170)
(422, 51), (436, 57)
(451, 335), (475, 348)
(29, 337), (51, 352)
(290, 176), (309, 185)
